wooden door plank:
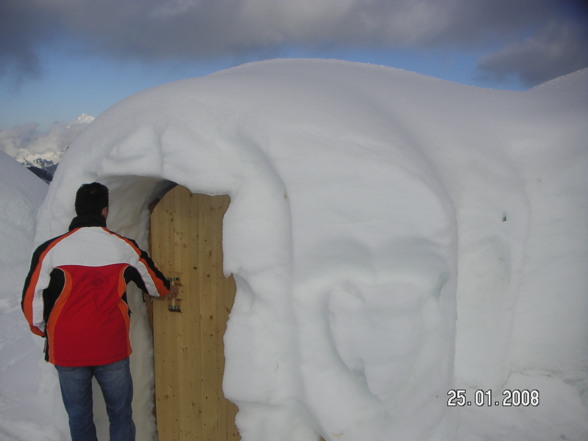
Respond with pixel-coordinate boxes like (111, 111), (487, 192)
(151, 186), (239, 441)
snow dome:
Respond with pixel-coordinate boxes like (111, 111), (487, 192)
(32, 59), (588, 441)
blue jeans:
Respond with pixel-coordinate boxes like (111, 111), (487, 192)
(55, 358), (136, 441)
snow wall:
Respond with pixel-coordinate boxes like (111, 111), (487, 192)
(34, 59), (588, 441)
(0, 152), (64, 440)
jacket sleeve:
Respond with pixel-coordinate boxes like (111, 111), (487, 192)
(123, 238), (171, 297)
(21, 239), (55, 337)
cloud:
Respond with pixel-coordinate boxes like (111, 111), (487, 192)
(0, 123), (40, 157)
(1, 0), (587, 85)
(0, 115), (93, 163)
(0, 0), (61, 80)
(476, 19), (588, 87)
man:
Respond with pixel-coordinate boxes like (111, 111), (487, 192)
(22, 182), (178, 441)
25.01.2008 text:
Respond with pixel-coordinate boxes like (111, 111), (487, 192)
(447, 389), (540, 407)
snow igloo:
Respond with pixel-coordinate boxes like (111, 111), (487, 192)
(34, 59), (588, 441)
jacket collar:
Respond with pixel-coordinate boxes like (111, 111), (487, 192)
(68, 214), (107, 231)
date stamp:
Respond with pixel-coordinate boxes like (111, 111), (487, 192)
(447, 389), (540, 407)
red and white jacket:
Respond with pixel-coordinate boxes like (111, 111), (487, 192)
(22, 215), (170, 367)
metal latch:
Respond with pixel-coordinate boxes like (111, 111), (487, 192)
(167, 277), (182, 312)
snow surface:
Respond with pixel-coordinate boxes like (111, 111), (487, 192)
(1, 59), (587, 441)
(0, 152), (63, 440)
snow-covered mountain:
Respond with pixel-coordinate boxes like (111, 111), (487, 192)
(17, 150), (64, 170)
(0, 113), (94, 179)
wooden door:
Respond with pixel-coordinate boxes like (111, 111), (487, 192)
(150, 186), (239, 441)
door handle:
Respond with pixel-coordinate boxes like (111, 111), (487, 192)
(167, 277), (182, 312)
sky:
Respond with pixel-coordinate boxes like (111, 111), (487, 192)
(1, 0), (587, 131)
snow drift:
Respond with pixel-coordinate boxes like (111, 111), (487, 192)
(5, 59), (588, 441)
(0, 152), (64, 440)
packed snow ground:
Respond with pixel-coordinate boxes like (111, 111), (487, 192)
(1, 59), (587, 441)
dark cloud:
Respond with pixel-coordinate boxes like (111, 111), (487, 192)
(477, 19), (588, 87)
(0, 0), (61, 79)
(1, 0), (587, 86)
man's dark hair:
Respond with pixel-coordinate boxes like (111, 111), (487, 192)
(75, 182), (109, 216)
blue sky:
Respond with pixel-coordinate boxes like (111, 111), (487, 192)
(1, 0), (587, 130)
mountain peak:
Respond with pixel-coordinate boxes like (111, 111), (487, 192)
(76, 113), (95, 124)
